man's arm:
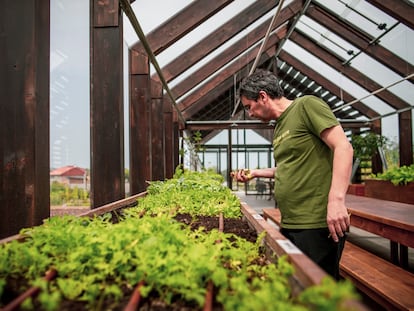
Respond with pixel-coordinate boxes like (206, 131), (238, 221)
(233, 167), (276, 182)
(320, 124), (354, 242)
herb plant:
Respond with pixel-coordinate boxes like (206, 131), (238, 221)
(138, 168), (242, 218)
(373, 164), (414, 185)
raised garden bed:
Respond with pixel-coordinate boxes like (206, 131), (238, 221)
(1, 170), (362, 310)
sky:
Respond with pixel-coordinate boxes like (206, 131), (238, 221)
(50, 1), (90, 168)
(50, 0), (413, 169)
(50, 0), (194, 169)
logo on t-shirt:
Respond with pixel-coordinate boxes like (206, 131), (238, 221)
(274, 130), (290, 147)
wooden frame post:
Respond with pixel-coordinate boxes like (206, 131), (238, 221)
(0, 1), (50, 238)
(90, 0), (124, 207)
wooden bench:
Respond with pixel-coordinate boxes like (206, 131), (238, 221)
(345, 194), (414, 269)
(340, 241), (414, 311)
(262, 208), (281, 226)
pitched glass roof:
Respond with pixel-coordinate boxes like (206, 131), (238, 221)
(50, 0), (413, 167)
(124, 0), (412, 116)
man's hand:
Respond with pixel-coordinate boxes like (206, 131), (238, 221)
(231, 169), (253, 182)
(326, 200), (350, 242)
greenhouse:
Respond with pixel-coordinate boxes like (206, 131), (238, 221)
(1, 0), (413, 310)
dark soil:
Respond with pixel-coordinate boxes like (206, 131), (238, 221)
(174, 213), (258, 243)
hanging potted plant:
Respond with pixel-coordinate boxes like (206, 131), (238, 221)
(348, 133), (387, 196)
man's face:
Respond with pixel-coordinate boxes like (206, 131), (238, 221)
(241, 93), (271, 122)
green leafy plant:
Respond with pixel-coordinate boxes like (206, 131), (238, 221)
(298, 277), (358, 311)
(350, 133), (388, 183)
(373, 164), (414, 185)
(1, 170), (359, 310)
(351, 133), (387, 159)
(138, 168), (241, 218)
(50, 181), (89, 206)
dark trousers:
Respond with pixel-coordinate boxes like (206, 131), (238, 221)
(280, 227), (346, 280)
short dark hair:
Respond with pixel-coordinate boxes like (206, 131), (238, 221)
(239, 69), (284, 100)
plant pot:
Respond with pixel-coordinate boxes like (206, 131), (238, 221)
(364, 179), (414, 204)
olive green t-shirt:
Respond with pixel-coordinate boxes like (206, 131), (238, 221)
(273, 95), (339, 229)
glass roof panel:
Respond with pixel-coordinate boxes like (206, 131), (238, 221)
(314, 0), (397, 35)
(124, 0), (192, 46)
(296, 15), (359, 61)
(155, 0), (257, 67)
(298, 0), (413, 123)
(313, 0), (413, 66)
(350, 53), (414, 105)
(166, 8), (278, 88)
(338, 0), (396, 34)
(379, 23), (414, 65)
(282, 40), (396, 115)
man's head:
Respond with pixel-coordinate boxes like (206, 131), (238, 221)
(238, 69), (284, 121)
(238, 69), (284, 101)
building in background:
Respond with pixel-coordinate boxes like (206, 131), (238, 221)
(50, 165), (88, 189)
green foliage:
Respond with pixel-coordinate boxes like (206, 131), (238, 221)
(298, 277), (358, 311)
(179, 130), (205, 159)
(50, 181), (89, 206)
(1, 170), (359, 310)
(351, 133), (387, 159)
(2, 214), (293, 310)
(373, 164), (414, 185)
(138, 169), (241, 218)
(383, 138), (400, 169)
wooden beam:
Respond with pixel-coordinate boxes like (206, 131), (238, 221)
(150, 79), (164, 181)
(306, 4), (414, 83)
(186, 120), (368, 131)
(173, 119), (180, 172)
(340, 122), (373, 129)
(186, 121), (275, 131)
(90, 0), (125, 208)
(179, 31), (283, 118)
(399, 111), (413, 166)
(163, 97), (174, 179)
(290, 30), (411, 111)
(182, 74), (242, 121)
(155, 0), (280, 83)
(279, 70), (362, 120)
(131, 0), (234, 55)
(129, 50), (151, 194)
(0, 1), (50, 238)
(181, 57), (268, 121)
(171, 0), (302, 99)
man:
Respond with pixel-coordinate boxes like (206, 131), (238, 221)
(235, 69), (353, 279)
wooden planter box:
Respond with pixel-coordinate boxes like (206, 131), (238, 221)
(347, 184), (365, 196)
(365, 179), (414, 204)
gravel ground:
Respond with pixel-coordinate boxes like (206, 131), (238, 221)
(50, 206), (90, 217)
